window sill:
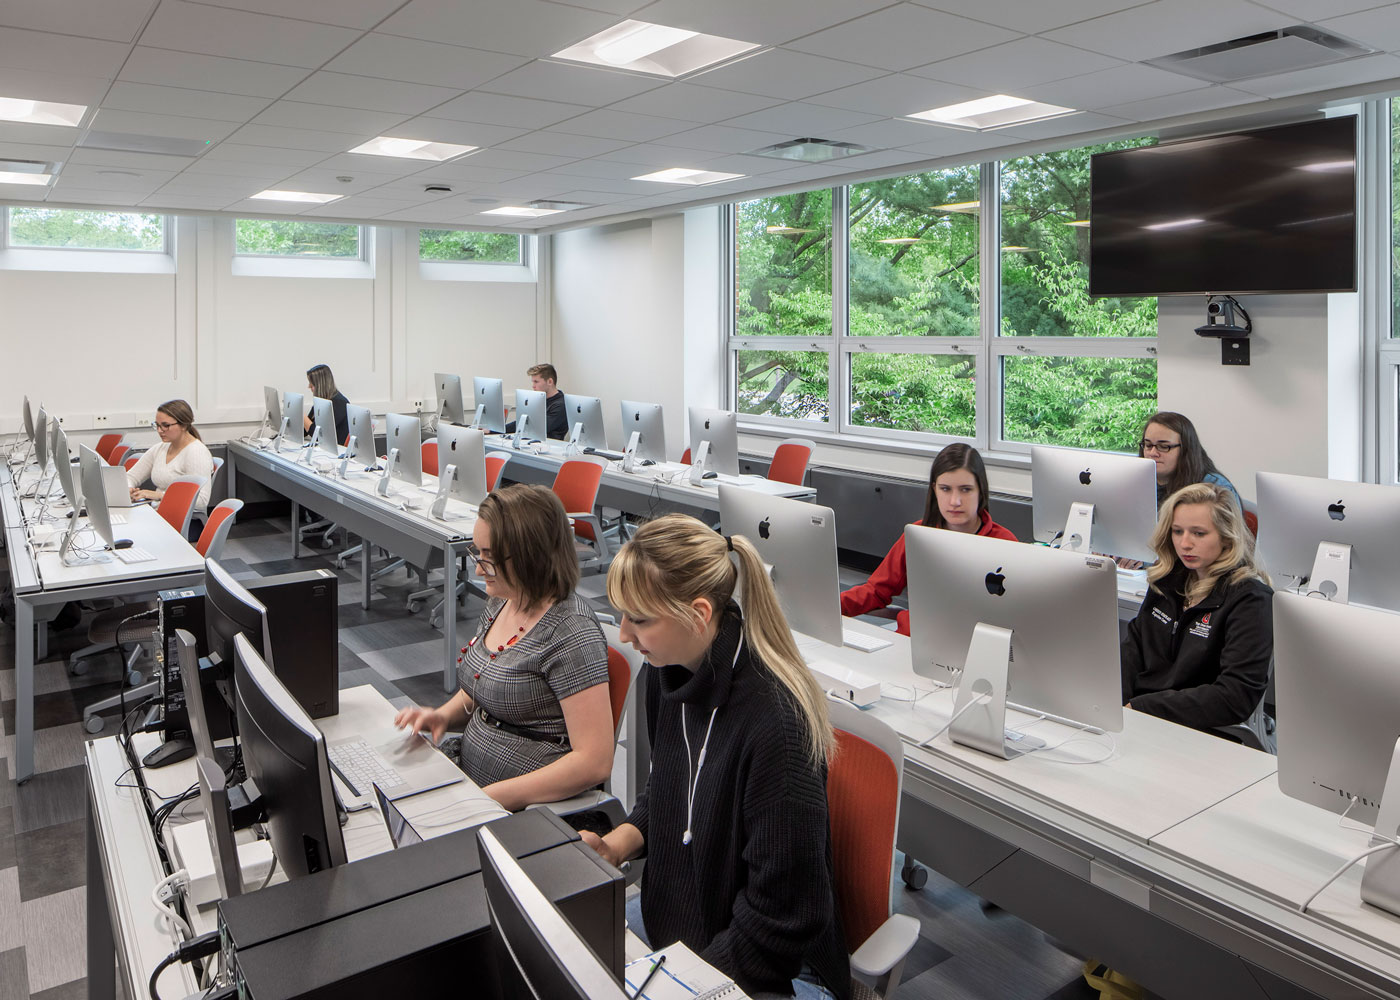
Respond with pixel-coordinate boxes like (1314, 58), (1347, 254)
(737, 419), (1034, 478)
(418, 260), (536, 283)
(0, 247), (174, 274)
(232, 256), (372, 279)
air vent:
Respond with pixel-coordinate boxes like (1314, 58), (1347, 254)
(748, 137), (876, 163)
(0, 158), (55, 175)
(78, 131), (210, 157)
(530, 199), (590, 211)
(1146, 26), (1374, 83)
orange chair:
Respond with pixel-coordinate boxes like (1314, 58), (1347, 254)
(551, 458), (609, 569)
(422, 440), (439, 476)
(681, 447), (692, 465)
(195, 498), (244, 560)
(157, 477), (205, 538)
(123, 455), (141, 471)
(768, 438), (816, 486)
(108, 444), (131, 468)
(95, 433), (124, 463)
(485, 453), (509, 492)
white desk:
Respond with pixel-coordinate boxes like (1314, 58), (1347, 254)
(86, 685), (507, 1000)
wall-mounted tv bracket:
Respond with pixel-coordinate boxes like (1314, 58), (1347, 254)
(1195, 294), (1252, 366)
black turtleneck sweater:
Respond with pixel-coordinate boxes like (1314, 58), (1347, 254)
(626, 607), (851, 1000)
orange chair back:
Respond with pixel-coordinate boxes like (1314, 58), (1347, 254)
(195, 501), (240, 558)
(158, 480), (202, 536)
(123, 456), (141, 471)
(552, 460), (604, 542)
(485, 453), (509, 492)
(681, 447), (692, 465)
(605, 647), (632, 735)
(422, 440), (439, 476)
(768, 442), (813, 485)
(827, 728), (900, 951)
(108, 444), (131, 468)
(95, 433), (123, 463)
(1244, 509), (1258, 539)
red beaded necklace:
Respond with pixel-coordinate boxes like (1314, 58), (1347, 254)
(456, 602), (528, 680)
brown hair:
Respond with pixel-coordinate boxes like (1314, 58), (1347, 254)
(921, 443), (989, 529)
(526, 363), (558, 384)
(477, 484), (578, 612)
(1147, 482), (1268, 607)
(306, 364), (338, 400)
(158, 399), (201, 442)
(606, 514), (834, 766)
(1138, 411), (1224, 500)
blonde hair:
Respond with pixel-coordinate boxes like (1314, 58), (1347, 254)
(158, 399), (201, 442)
(606, 514), (834, 767)
(307, 364), (338, 400)
(1147, 482), (1269, 607)
(477, 484), (579, 612)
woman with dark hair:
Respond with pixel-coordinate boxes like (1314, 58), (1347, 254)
(840, 443), (1017, 635)
(126, 399), (215, 512)
(1138, 411), (1240, 509)
(302, 364), (350, 444)
(393, 484), (614, 810)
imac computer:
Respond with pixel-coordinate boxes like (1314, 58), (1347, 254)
(52, 425), (85, 555)
(34, 406), (50, 479)
(260, 386), (281, 441)
(435, 372), (466, 425)
(561, 394), (607, 454)
(906, 525), (1123, 758)
(718, 485), (842, 647)
(274, 391), (303, 452)
(22, 394), (35, 445)
(340, 404), (376, 477)
(513, 388), (547, 449)
(1275, 592), (1400, 917)
(1256, 472), (1400, 610)
(305, 397), (339, 463)
(77, 445), (126, 555)
(432, 425), (487, 518)
(618, 401), (666, 471)
(472, 377), (506, 434)
(688, 407), (740, 478)
(378, 412), (423, 497)
(233, 633), (347, 878)
(1030, 445), (1157, 562)
(478, 827), (627, 1000)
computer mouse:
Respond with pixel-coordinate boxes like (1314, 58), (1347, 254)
(582, 446), (596, 454)
(641, 459), (656, 466)
(113, 538), (135, 549)
(702, 471), (719, 480)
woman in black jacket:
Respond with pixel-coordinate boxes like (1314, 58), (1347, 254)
(1121, 482), (1272, 733)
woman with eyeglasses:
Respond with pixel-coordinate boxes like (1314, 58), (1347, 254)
(126, 399), (215, 513)
(392, 484), (614, 812)
(1137, 411), (1240, 510)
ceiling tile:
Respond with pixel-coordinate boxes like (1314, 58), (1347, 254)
(273, 166), (406, 195)
(546, 0), (654, 14)
(156, 174), (268, 195)
(548, 188), (630, 204)
(536, 157), (662, 179)
(723, 102), (883, 134)
(0, 26), (130, 78)
(821, 148), (933, 173)
(186, 0), (408, 30)
(786, 5), (1020, 72)
(429, 92), (594, 129)
(0, 67), (110, 108)
(379, 0), (616, 57)
(595, 142), (720, 165)
(526, 172), (659, 195)
(629, 0), (893, 45)
(688, 152), (797, 174)
(654, 123), (792, 154)
(385, 117), (529, 147)
(66, 148), (201, 171)
(0, 141), (77, 163)
(607, 83), (782, 122)
(1231, 52), (1400, 98)
(58, 164), (175, 189)
(142, 193), (233, 210)
(1042, 0), (1293, 63)
(46, 188), (143, 205)
(140, 2), (361, 68)
(229, 123), (371, 152)
(281, 72), (462, 116)
(1026, 63), (1210, 110)
(91, 109), (243, 142)
(896, 126), (1018, 157)
(296, 151), (432, 176)
(402, 161), (529, 183)
(549, 108), (701, 141)
(1320, 6), (1400, 52)
(119, 47), (311, 99)
(1097, 85), (1263, 123)
(455, 148), (578, 171)
(101, 82), (272, 122)
(0, 122), (80, 145)
(480, 61), (664, 106)
(823, 116), (960, 148)
(199, 142), (330, 167)
(252, 101), (409, 136)
(1257, 0), (1391, 19)
(906, 0), (1154, 34)
(912, 37), (1124, 92)
(0, 0), (154, 42)
(994, 110), (1134, 141)
(179, 156), (301, 179)
(693, 49), (886, 100)
(807, 75), (980, 117)
(301, 197), (433, 217)
(500, 131), (635, 157)
(325, 34), (529, 90)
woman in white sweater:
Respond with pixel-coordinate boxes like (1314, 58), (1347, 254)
(126, 399), (215, 516)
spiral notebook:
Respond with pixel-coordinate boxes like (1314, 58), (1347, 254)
(623, 942), (749, 1000)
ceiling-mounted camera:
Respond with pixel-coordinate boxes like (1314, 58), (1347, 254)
(1195, 294), (1252, 367)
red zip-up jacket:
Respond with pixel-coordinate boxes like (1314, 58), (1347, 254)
(840, 511), (1019, 635)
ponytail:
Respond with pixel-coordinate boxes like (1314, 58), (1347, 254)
(158, 399), (202, 441)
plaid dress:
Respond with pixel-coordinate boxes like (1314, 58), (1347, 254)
(456, 593), (609, 787)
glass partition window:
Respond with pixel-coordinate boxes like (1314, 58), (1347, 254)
(234, 220), (363, 258)
(420, 229), (522, 263)
(4, 207), (166, 251)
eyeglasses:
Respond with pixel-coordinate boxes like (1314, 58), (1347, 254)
(1140, 440), (1181, 454)
(152, 420), (180, 430)
(466, 542), (501, 577)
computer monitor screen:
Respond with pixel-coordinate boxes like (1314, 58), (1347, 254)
(435, 372), (465, 425)
(309, 398), (338, 455)
(718, 485), (841, 647)
(22, 395), (35, 444)
(688, 407), (739, 476)
(906, 525), (1123, 736)
(515, 389), (547, 441)
(233, 633), (346, 879)
(263, 386), (281, 428)
(205, 557), (272, 671)
(280, 392), (304, 440)
(478, 827), (628, 1000)
(343, 404), (376, 468)
(384, 413), (424, 488)
(195, 756), (243, 899)
(619, 401), (666, 464)
(52, 423), (80, 511)
(474, 377), (506, 434)
(34, 407), (49, 473)
(561, 394), (607, 450)
(1030, 445), (1157, 562)
(1256, 472), (1400, 611)
(436, 425), (487, 507)
(176, 628), (223, 766)
(78, 445), (116, 549)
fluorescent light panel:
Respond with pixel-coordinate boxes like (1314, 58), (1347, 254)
(633, 167), (744, 185)
(1144, 217), (1204, 231)
(553, 20), (760, 77)
(482, 206), (562, 218)
(0, 96), (86, 127)
(0, 171), (51, 185)
(749, 138), (875, 162)
(349, 135), (477, 161)
(909, 94), (1076, 130)
(250, 189), (342, 204)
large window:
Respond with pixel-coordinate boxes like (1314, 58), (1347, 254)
(4, 207), (166, 251)
(234, 219), (363, 258)
(419, 229), (522, 263)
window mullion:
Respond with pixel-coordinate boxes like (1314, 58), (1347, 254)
(832, 186), (848, 431)
(981, 160), (1000, 452)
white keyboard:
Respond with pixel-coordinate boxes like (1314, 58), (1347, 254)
(842, 628), (893, 653)
(112, 545), (156, 564)
(109, 513), (127, 525)
(328, 738), (406, 794)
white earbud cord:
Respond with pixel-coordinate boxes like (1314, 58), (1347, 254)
(680, 636), (742, 846)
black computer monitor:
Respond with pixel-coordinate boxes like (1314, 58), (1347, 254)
(205, 557), (272, 671)
(233, 633), (346, 879)
(478, 827), (628, 1000)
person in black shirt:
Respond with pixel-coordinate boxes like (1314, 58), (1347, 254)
(581, 514), (850, 1000)
(1121, 482), (1272, 733)
(303, 364), (350, 445)
(505, 363), (569, 440)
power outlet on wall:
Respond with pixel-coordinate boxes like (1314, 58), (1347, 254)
(412, 399), (424, 411)
(94, 415), (109, 427)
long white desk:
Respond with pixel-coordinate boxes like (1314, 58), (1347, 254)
(86, 685), (508, 1000)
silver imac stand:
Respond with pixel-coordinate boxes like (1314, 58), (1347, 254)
(429, 464), (456, 520)
(376, 447), (399, 497)
(688, 439), (711, 486)
(271, 416), (293, 453)
(564, 421), (583, 457)
(1059, 502), (1095, 554)
(949, 623), (1046, 759)
(1307, 541), (1352, 603)
(337, 435), (357, 479)
(470, 407), (483, 430)
(512, 412), (530, 450)
(300, 425), (322, 465)
(252, 411), (274, 449)
(621, 431), (641, 474)
(1360, 739), (1400, 916)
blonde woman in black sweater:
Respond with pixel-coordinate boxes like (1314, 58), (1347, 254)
(582, 514), (850, 1000)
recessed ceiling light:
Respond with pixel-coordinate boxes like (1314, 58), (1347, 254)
(553, 20), (760, 77)
(909, 94), (1076, 131)
(877, 237), (928, 245)
(0, 170), (52, 185)
(250, 189), (342, 204)
(932, 200), (980, 214)
(482, 206), (563, 218)
(633, 167), (744, 185)
(1065, 220), (1090, 227)
(1143, 218), (1205, 231)
(750, 138), (875, 162)
(349, 136), (477, 161)
(0, 96), (86, 127)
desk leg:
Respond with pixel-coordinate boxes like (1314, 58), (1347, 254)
(443, 541), (456, 694)
(226, 450), (237, 499)
(290, 500), (300, 559)
(16, 598), (34, 782)
(87, 789), (116, 1000)
(361, 538), (372, 610)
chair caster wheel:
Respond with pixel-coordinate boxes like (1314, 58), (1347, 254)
(901, 859), (928, 891)
(85, 716), (106, 734)
(71, 659), (89, 676)
(126, 670), (143, 687)
(408, 600), (423, 615)
(429, 614), (442, 630)
(322, 536), (335, 548)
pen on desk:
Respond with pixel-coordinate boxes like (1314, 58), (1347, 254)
(631, 953), (665, 1000)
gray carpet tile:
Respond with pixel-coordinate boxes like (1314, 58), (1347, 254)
(12, 765), (86, 835)
(391, 670), (460, 710)
(0, 806), (15, 871)
(32, 977), (90, 1000)
(0, 947), (29, 1000)
(15, 818), (84, 902)
(21, 884), (86, 993)
(0, 868), (22, 953)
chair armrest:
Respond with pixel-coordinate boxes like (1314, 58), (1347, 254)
(567, 512), (611, 560)
(526, 790), (608, 815)
(850, 914), (920, 978)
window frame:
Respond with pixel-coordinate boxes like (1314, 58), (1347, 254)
(232, 218), (367, 262)
(417, 228), (527, 266)
(1, 206), (170, 255)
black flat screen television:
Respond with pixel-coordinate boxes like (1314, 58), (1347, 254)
(1089, 116), (1356, 297)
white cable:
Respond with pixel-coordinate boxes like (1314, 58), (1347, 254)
(918, 692), (993, 748)
(1299, 842), (1399, 914)
(151, 869), (194, 939)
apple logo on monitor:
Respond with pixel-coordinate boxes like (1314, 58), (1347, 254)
(1079, 469), (1092, 485)
(704, 419), (711, 431)
(984, 567), (1006, 597)
(1328, 500), (1346, 521)
(450, 439), (457, 452)
(758, 517), (770, 540)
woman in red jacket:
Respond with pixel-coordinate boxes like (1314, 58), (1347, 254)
(841, 443), (1017, 635)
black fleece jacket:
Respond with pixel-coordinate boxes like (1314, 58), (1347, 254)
(1120, 564), (1273, 731)
(626, 607), (851, 1000)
